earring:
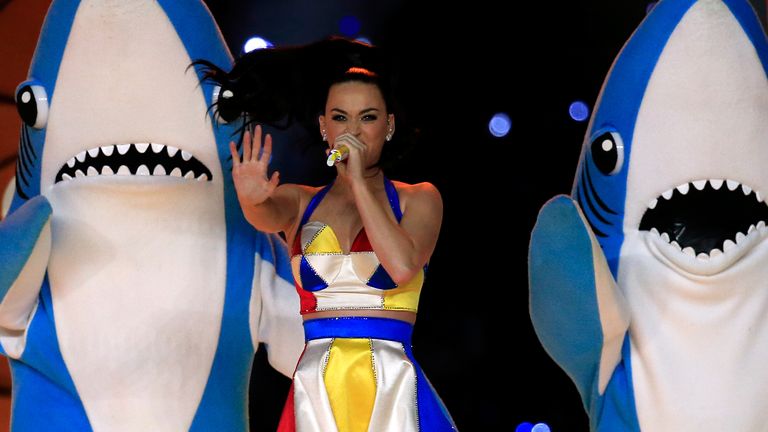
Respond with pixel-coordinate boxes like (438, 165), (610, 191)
(321, 130), (327, 141)
(385, 130), (393, 141)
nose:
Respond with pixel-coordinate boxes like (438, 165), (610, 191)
(345, 120), (361, 136)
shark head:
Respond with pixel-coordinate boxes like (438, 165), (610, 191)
(573, 0), (768, 277)
(10, 0), (242, 212)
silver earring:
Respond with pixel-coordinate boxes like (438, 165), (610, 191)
(385, 130), (393, 141)
(321, 130), (327, 141)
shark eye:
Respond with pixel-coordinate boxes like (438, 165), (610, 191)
(590, 131), (624, 175)
(211, 85), (240, 124)
(15, 82), (49, 129)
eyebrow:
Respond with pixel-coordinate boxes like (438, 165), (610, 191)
(331, 108), (380, 115)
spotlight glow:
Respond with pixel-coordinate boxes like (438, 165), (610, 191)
(532, 423), (551, 432)
(515, 422), (534, 432)
(339, 15), (362, 37)
(244, 36), (273, 53)
(489, 113), (512, 137)
(569, 101), (590, 122)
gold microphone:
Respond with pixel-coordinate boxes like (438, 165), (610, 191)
(326, 145), (349, 166)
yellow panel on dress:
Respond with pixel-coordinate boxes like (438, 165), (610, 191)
(383, 270), (424, 312)
(323, 338), (376, 432)
(303, 223), (343, 255)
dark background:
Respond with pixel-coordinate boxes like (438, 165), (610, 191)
(201, 1), (768, 430)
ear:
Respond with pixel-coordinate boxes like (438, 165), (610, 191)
(318, 115), (327, 141)
(387, 114), (395, 138)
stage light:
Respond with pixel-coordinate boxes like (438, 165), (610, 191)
(515, 422), (534, 432)
(532, 423), (551, 432)
(244, 36), (273, 53)
(489, 113), (512, 137)
(569, 101), (590, 122)
(339, 15), (362, 37)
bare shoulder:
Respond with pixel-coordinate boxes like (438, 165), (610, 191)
(391, 180), (443, 213)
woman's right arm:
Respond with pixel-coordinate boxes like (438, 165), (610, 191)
(231, 125), (299, 234)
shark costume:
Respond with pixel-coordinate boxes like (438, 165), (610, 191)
(0, 1), (303, 430)
(529, 0), (768, 430)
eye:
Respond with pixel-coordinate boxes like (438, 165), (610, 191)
(590, 131), (624, 175)
(211, 85), (239, 124)
(331, 114), (347, 122)
(362, 114), (378, 121)
(15, 81), (48, 129)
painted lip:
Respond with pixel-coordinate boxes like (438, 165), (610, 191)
(640, 178), (768, 275)
(54, 143), (213, 183)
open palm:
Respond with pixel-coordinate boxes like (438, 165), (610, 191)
(230, 125), (279, 206)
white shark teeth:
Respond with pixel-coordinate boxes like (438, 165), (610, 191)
(709, 249), (723, 258)
(742, 184), (752, 195)
(682, 247), (695, 257)
(676, 184), (689, 195)
(726, 179), (739, 191)
(136, 165), (150, 176)
(660, 232), (670, 243)
(723, 239), (737, 252)
(651, 228), (660, 236)
(57, 143), (209, 182)
(735, 231), (747, 244)
(709, 179), (724, 190)
(692, 180), (707, 190)
(661, 189), (674, 200)
(648, 198), (658, 210)
(697, 252), (710, 261)
(670, 240), (682, 251)
(758, 221), (766, 230)
(757, 191), (763, 202)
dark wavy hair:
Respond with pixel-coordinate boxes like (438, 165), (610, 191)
(192, 36), (414, 170)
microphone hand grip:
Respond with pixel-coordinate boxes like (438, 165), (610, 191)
(326, 145), (349, 166)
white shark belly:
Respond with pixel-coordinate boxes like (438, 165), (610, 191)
(47, 180), (226, 431)
(620, 232), (768, 431)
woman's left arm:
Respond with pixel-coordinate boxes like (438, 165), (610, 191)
(351, 181), (443, 285)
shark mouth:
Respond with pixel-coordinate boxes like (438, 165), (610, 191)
(54, 143), (213, 184)
(639, 179), (768, 273)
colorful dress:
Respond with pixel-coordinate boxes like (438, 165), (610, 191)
(277, 178), (457, 432)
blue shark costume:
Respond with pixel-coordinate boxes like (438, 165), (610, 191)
(0, 1), (304, 430)
(529, 0), (768, 430)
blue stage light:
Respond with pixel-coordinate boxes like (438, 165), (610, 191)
(489, 113), (512, 137)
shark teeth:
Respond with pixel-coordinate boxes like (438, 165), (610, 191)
(647, 179), (765, 210)
(649, 219), (768, 266)
(55, 143), (212, 183)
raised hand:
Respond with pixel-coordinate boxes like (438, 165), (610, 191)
(230, 124), (280, 207)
